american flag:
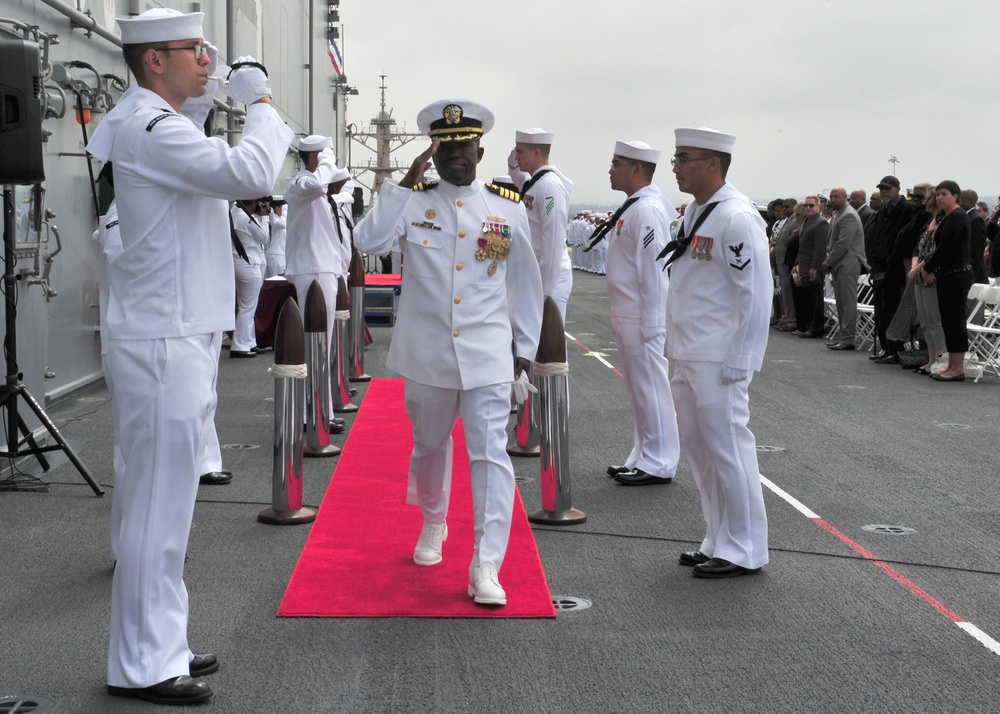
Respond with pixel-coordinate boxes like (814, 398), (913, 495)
(327, 39), (344, 78)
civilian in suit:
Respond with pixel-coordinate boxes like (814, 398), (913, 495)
(865, 175), (915, 363)
(822, 188), (867, 350)
(792, 196), (830, 337)
(960, 189), (989, 285)
(851, 189), (875, 228)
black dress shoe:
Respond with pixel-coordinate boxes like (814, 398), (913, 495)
(678, 550), (711, 567)
(797, 330), (824, 338)
(868, 351), (888, 361)
(614, 468), (673, 486)
(873, 353), (900, 364)
(330, 421), (346, 434)
(692, 558), (762, 579)
(108, 676), (213, 705)
(826, 342), (856, 351)
(606, 464), (630, 478)
(189, 653), (219, 677)
(230, 350), (257, 358)
(199, 470), (232, 486)
(931, 373), (966, 382)
(252, 345), (273, 353)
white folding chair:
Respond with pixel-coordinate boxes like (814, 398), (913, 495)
(967, 286), (1000, 382)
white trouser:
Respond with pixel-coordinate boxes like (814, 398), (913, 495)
(551, 269), (573, 324)
(612, 319), (679, 478)
(107, 333), (218, 687)
(103, 354), (124, 561)
(233, 259), (264, 351)
(264, 252), (286, 278)
(670, 359), (769, 569)
(200, 332), (225, 472)
(403, 379), (515, 573)
(289, 272), (340, 413)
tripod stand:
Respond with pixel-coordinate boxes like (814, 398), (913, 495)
(1, 185), (102, 495)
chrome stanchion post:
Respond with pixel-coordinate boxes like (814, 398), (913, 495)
(332, 276), (358, 413)
(507, 363), (540, 457)
(302, 280), (340, 458)
(528, 297), (585, 525)
(260, 299), (316, 525)
(348, 248), (371, 382)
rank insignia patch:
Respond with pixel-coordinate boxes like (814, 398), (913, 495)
(728, 242), (750, 270)
(642, 226), (655, 250)
(545, 197), (555, 215)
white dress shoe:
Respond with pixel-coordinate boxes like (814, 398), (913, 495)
(413, 522), (447, 566)
(467, 563), (506, 606)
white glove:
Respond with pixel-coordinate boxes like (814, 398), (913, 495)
(721, 366), (751, 385)
(512, 370), (537, 404)
(228, 56), (272, 104)
(507, 148), (519, 173)
(318, 147), (337, 167)
(204, 40), (220, 75)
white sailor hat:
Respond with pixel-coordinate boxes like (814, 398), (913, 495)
(298, 135), (332, 152)
(614, 140), (661, 165)
(117, 8), (204, 45)
(330, 166), (351, 183)
(515, 127), (554, 145)
(674, 127), (736, 154)
(493, 175), (514, 184)
(417, 99), (494, 142)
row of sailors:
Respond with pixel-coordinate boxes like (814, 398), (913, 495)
(570, 211), (611, 274)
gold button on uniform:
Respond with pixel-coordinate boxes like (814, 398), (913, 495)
(459, 231), (466, 238)
(456, 263), (463, 271)
(457, 200), (464, 207)
(423, 239), (428, 245)
(453, 330), (460, 338)
(454, 297), (461, 304)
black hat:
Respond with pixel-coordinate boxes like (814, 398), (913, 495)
(877, 175), (900, 190)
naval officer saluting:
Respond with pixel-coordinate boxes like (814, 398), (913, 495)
(665, 127), (770, 578)
(507, 127), (574, 321)
(355, 99), (543, 606)
(86, 7), (293, 704)
(602, 141), (681, 486)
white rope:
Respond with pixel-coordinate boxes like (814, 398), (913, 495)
(268, 363), (307, 379)
(533, 361), (569, 377)
(335, 309), (350, 321)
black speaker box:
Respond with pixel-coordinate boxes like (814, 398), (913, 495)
(0, 40), (45, 184)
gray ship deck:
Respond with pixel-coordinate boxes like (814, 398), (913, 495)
(4, 270), (1000, 713)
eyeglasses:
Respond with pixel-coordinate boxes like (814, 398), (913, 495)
(670, 156), (712, 167)
(155, 43), (206, 60)
(803, 203), (817, 208)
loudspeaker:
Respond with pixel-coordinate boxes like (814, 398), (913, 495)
(0, 40), (45, 184)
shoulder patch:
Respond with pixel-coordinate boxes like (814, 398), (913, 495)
(413, 181), (439, 191)
(485, 183), (521, 203)
(145, 112), (177, 132)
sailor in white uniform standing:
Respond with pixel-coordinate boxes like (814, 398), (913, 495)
(284, 135), (346, 411)
(230, 199), (269, 356)
(666, 127), (770, 579)
(355, 99), (543, 607)
(86, 8), (293, 705)
(507, 127), (573, 321)
(601, 141), (680, 487)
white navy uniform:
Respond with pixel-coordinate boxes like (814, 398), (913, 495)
(284, 155), (345, 394)
(509, 165), (574, 321)
(264, 209), (287, 277)
(355, 178), (543, 573)
(606, 184), (680, 478)
(330, 180), (357, 278)
(665, 181), (771, 570)
(87, 85), (292, 688)
(231, 203), (268, 352)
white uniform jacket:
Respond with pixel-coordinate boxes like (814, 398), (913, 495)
(510, 165), (573, 298)
(331, 180), (357, 275)
(265, 211), (286, 259)
(606, 184), (679, 328)
(665, 182), (771, 371)
(231, 204), (268, 265)
(284, 154), (343, 276)
(356, 179), (543, 390)
(86, 87), (293, 340)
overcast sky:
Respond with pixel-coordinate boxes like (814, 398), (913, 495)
(340, 0), (1000, 207)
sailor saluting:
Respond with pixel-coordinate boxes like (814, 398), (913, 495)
(355, 99), (543, 607)
(86, 7), (293, 705)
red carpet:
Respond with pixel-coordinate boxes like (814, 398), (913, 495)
(277, 379), (555, 618)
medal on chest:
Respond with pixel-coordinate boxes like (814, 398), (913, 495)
(476, 221), (512, 262)
(691, 234), (713, 261)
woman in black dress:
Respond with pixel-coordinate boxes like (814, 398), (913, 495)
(919, 180), (972, 381)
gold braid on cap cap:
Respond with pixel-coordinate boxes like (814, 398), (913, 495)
(485, 184), (521, 203)
(428, 126), (484, 141)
